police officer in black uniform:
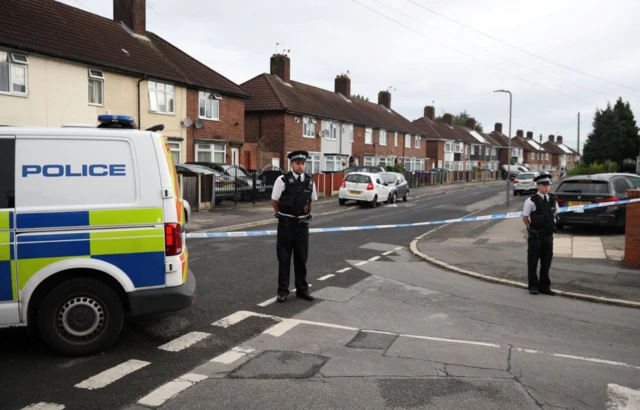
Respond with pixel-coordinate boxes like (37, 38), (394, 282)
(522, 174), (559, 295)
(271, 151), (318, 303)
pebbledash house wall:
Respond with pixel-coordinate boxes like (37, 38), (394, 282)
(185, 90), (246, 165)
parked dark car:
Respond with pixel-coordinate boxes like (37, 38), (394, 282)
(175, 164), (237, 204)
(343, 165), (385, 174)
(187, 162), (265, 199)
(555, 173), (640, 231)
(380, 172), (409, 202)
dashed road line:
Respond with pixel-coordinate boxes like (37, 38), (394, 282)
(336, 267), (352, 273)
(401, 334), (501, 348)
(158, 331), (210, 352)
(368, 256), (381, 262)
(74, 359), (150, 390)
(318, 274), (335, 281)
(355, 261), (368, 266)
(382, 250), (394, 256)
(137, 373), (208, 408)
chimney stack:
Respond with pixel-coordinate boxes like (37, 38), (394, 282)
(526, 131), (533, 139)
(557, 136), (563, 144)
(443, 113), (453, 126)
(270, 54), (291, 83)
(516, 129), (524, 138)
(114, 0), (146, 35)
(465, 117), (477, 130)
(494, 123), (503, 133)
(334, 74), (351, 98)
(424, 106), (435, 121)
(378, 91), (391, 109)
(548, 135), (555, 142)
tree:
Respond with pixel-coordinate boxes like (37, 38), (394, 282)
(435, 110), (484, 133)
(351, 94), (369, 102)
(612, 97), (640, 163)
(583, 102), (627, 165)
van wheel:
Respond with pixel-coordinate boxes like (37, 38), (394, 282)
(37, 277), (124, 357)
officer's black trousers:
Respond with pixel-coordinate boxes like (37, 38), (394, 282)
(276, 217), (309, 296)
(527, 232), (553, 291)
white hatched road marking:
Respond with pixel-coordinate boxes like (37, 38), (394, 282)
(75, 359), (150, 390)
(158, 331), (210, 352)
(607, 384), (640, 409)
(137, 373), (207, 408)
(256, 285), (314, 307)
(21, 404), (65, 410)
(382, 250), (394, 256)
(336, 267), (352, 273)
(394, 246), (404, 251)
(263, 319), (300, 337)
(368, 256), (381, 261)
(211, 346), (256, 364)
(355, 261), (368, 266)
(318, 274), (335, 281)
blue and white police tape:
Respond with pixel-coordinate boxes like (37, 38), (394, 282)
(185, 197), (640, 239)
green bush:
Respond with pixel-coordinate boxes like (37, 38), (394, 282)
(392, 163), (406, 173)
(566, 160), (620, 176)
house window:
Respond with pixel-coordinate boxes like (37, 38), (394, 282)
(379, 129), (387, 146)
(404, 157), (413, 172)
(512, 148), (518, 157)
(415, 135), (420, 149)
(347, 125), (354, 143)
(444, 161), (452, 169)
(546, 153), (549, 160)
(199, 91), (221, 120)
(0, 50), (28, 95)
(405, 134), (411, 148)
(88, 69), (104, 106)
(329, 122), (338, 140)
(308, 153), (321, 174)
(445, 142), (453, 152)
(379, 157), (394, 167)
(454, 143), (463, 153)
(168, 142), (182, 165)
(471, 146), (475, 155)
(364, 156), (375, 166)
(491, 148), (497, 156)
(303, 117), (316, 138)
(394, 132), (398, 147)
(365, 128), (373, 144)
(196, 142), (225, 163)
(149, 81), (175, 114)
(325, 155), (342, 172)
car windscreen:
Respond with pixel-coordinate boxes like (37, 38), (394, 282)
(557, 180), (610, 194)
(518, 173), (535, 179)
(381, 174), (396, 183)
(345, 174), (372, 183)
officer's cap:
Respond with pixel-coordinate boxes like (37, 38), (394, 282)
(534, 174), (553, 185)
(288, 150), (309, 162)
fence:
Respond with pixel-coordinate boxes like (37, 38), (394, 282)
(179, 170), (499, 211)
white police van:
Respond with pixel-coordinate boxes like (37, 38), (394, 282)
(0, 115), (194, 356)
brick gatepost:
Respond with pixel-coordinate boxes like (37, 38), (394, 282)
(624, 189), (640, 268)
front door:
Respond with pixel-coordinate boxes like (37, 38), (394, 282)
(231, 148), (239, 166)
(272, 157), (280, 169)
(0, 136), (18, 325)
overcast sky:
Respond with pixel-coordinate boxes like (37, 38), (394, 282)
(60, 0), (640, 152)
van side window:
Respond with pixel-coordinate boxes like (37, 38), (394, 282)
(0, 138), (15, 208)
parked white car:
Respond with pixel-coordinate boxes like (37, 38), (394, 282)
(513, 172), (540, 196)
(338, 172), (393, 208)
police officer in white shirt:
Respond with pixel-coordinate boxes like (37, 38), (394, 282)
(271, 151), (318, 303)
(522, 174), (559, 295)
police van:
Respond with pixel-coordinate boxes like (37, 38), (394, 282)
(0, 115), (194, 356)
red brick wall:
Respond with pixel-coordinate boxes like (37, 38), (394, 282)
(426, 141), (445, 169)
(186, 90), (246, 164)
(283, 114), (320, 157)
(243, 111), (286, 168)
(624, 189), (640, 267)
(352, 125), (374, 165)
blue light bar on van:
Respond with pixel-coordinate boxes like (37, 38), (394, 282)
(97, 114), (137, 129)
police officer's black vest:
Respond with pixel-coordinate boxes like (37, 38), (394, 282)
(278, 172), (313, 216)
(529, 193), (557, 233)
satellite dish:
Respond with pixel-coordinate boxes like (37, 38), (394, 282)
(183, 117), (193, 127)
(195, 119), (205, 129)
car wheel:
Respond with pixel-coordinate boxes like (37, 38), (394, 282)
(37, 277), (124, 357)
(215, 198), (223, 205)
(386, 193), (392, 204)
(556, 223), (564, 231)
(370, 195), (378, 208)
(513, 191), (518, 196)
(403, 191), (408, 202)
(339, 198), (346, 206)
(392, 193), (397, 203)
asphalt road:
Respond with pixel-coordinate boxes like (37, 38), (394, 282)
(1, 184), (506, 410)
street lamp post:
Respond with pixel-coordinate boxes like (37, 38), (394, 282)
(494, 89), (512, 206)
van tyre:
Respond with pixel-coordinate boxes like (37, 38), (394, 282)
(37, 277), (124, 357)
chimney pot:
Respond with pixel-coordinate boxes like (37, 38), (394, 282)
(557, 136), (563, 144)
(526, 131), (533, 139)
(494, 123), (503, 133)
(335, 75), (351, 98)
(443, 113), (453, 126)
(424, 106), (435, 121)
(548, 135), (555, 142)
(114, 0), (146, 35)
(516, 129), (524, 138)
(270, 54), (291, 83)
(465, 117), (477, 130)
(378, 91), (391, 109)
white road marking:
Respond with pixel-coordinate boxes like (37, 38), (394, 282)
(137, 373), (207, 408)
(22, 404), (65, 410)
(401, 334), (501, 348)
(368, 256), (381, 261)
(75, 359), (150, 390)
(211, 346), (255, 364)
(363, 329), (397, 335)
(336, 267), (352, 273)
(394, 246), (404, 251)
(318, 274), (335, 281)
(212, 311), (273, 327)
(516, 348), (640, 370)
(607, 384), (640, 409)
(263, 319), (300, 337)
(232, 346), (255, 354)
(296, 319), (358, 331)
(355, 261), (368, 266)
(158, 331), (210, 352)
(257, 297), (277, 307)
(382, 250), (394, 256)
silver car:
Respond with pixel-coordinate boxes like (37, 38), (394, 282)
(513, 172), (540, 196)
(380, 172), (409, 202)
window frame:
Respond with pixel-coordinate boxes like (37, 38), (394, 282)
(148, 80), (176, 115)
(379, 129), (387, 146)
(0, 138), (15, 209)
(415, 135), (421, 149)
(88, 68), (104, 106)
(303, 117), (316, 138)
(168, 141), (182, 165)
(394, 132), (398, 147)
(365, 127), (373, 144)
(0, 50), (29, 96)
(324, 155), (342, 172)
(405, 134), (411, 148)
(195, 142), (226, 163)
(199, 90), (221, 121)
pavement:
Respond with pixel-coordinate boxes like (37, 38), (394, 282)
(414, 196), (640, 305)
